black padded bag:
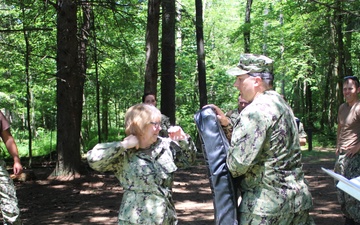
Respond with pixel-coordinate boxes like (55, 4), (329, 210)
(194, 106), (238, 225)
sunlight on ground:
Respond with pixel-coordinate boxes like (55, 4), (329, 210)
(173, 181), (211, 194)
(176, 200), (213, 210)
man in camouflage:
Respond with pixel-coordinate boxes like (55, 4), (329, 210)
(209, 53), (314, 224)
(0, 111), (23, 225)
(335, 75), (360, 225)
(224, 94), (249, 142)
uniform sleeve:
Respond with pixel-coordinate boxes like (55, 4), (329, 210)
(159, 114), (171, 137)
(170, 136), (197, 169)
(87, 141), (126, 172)
(226, 109), (270, 178)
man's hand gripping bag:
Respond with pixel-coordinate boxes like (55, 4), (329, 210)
(194, 106), (238, 225)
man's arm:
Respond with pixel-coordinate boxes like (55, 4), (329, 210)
(336, 123), (341, 155)
(0, 129), (23, 175)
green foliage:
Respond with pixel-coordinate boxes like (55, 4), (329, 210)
(1, 0), (359, 158)
(1, 128), (57, 159)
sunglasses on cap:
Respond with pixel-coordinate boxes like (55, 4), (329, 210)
(344, 76), (359, 83)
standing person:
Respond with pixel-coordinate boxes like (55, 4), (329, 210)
(223, 94), (250, 142)
(206, 53), (314, 224)
(87, 103), (197, 225)
(295, 117), (308, 146)
(142, 93), (171, 137)
(0, 111), (23, 225)
(225, 93), (250, 126)
(335, 75), (360, 225)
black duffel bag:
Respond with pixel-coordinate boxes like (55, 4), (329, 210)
(194, 106), (238, 225)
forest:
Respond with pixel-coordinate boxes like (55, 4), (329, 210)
(0, 0), (359, 177)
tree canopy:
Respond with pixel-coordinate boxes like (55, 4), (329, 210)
(1, 0), (359, 173)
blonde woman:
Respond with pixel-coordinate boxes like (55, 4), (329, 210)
(87, 103), (196, 225)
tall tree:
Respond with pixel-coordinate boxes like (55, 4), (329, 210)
(144, 0), (161, 95)
(161, 0), (176, 124)
(52, 0), (85, 177)
(244, 0), (253, 53)
(195, 0), (207, 108)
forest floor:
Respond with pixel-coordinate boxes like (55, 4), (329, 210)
(4, 147), (344, 225)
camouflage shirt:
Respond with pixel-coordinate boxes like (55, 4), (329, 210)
(87, 137), (197, 224)
(224, 109), (240, 142)
(227, 90), (313, 216)
(159, 114), (171, 137)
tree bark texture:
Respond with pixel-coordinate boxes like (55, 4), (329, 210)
(53, 0), (84, 177)
(195, 0), (207, 108)
(144, 0), (161, 95)
(161, 0), (176, 125)
(244, 0), (252, 53)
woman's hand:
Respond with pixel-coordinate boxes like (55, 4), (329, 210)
(121, 135), (139, 149)
(168, 126), (187, 141)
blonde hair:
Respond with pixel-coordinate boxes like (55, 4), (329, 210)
(124, 104), (161, 136)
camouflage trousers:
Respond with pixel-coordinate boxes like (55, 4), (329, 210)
(238, 210), (315, 225)
(0, 160), (22, 225)
(334, 153), (360, 223)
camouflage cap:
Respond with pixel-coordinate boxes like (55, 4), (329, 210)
(226, 53), (274, 80)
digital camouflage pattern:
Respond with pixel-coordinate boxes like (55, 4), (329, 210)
(226, 53), (273, 77)
(223, 109), (240, 142)
(87, 136), (196, 225)
(334, 153), (360, 223)
(159, 114), (171, 137)
(0, 160), (22, 225)
(226, 90), (314, 224)
(226, 109), (240, 127)
(239, 209), (313, 225)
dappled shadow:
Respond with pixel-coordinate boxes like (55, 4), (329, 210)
(1, 152), (345, 225)
(173, 165), (214, 224)
(303, 152), (344, 225)
(16, 167), (121, 225)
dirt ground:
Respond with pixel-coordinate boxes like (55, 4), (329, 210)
(4, 147), (344, 225)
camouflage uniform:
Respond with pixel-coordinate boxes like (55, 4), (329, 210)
(334, 154), (360, 223)
(226, 90), (314, 224)
(0, 112), (22, 225)
(159, 114), (171, 137)
(87, 137), (197, 225)
(226, 109), (240, 127)
(0, 160), (22, 225)
(224, 109), (240, 142)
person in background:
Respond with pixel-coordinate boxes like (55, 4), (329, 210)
(142, 93), (171, 137)
(223, 94), (250, 142)
(334, 75), (360, 225)
(206, 53), (314, 224)
(0, 111), (23, 225)
(295, 117), (308, 146)
(226, 93), (250, 126)
(87, 103), (197, 225)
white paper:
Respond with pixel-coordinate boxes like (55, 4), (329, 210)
(322, 167), (360, 201)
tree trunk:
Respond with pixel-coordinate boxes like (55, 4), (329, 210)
(195, 0), (207, 108)
(52, 0), (85, 177)
(22, 19), (33, 167)
(334, 0), (344, 107)
(101, 85), (109, 141)
(244, 0), (253, 53)
(161, 0), (176, 125)
(144, 0), (161, 95)
(343, 15), (353, 77)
